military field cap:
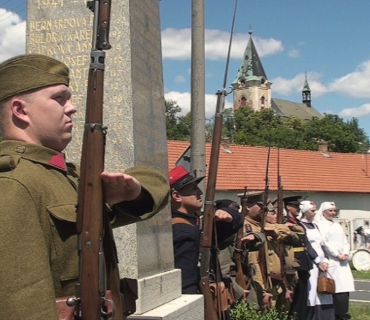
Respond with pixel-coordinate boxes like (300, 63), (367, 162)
(0, 54), (70, 102)
(215, 199), (240, 211)
(169, 165), (205, 191)
(237, 190), (264, 205)
(283, 195), (302, 206)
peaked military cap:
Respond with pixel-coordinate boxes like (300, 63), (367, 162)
(283, 195), (302, 206)
(237, 190), (264, 205)
(0, 54), (70, 102)
(169, 165), (204, 191)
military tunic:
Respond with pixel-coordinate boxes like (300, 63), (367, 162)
(265, 222), (300, 310)
(0, 141), (170, 320)
(218, 230), (265, 307)
(244, 216), (267, 308)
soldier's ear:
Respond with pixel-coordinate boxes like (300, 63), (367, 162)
(171, 190), (182, 203)
(10, 98), (30, 125)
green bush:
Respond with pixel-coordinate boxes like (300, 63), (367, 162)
(230, 300), (296, 320)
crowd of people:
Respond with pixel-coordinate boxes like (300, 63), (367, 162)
(0, 52), (356, 319)
(170, 165), (355, 320)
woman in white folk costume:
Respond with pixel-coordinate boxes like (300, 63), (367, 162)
(299, 200), (335, 320)
(315, 202), (354, 320)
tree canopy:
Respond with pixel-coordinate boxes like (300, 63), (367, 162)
(165, 100), (370, 153)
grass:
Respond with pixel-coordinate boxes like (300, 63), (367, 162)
(352, 270), (370, 279)
(350, 303), (370, 320)
(350, 269), (370, 319)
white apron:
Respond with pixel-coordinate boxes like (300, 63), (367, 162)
(318, 220), (355, 293)
(303, 223), (333, 306)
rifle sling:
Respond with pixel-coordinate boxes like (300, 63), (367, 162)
(172, 217), (194, 226)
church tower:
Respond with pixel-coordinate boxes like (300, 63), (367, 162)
(302, 72), (311, 107)
(231, 29), (272, 111)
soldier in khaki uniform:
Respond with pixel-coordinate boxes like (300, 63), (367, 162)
(270, 196), (305, 310)
(0, 54), (170, 319)
(283, 214), (305, 309)
(264, 204), (302, 311)
(217, 199), (265, 308)
(240, 191), (273, 310)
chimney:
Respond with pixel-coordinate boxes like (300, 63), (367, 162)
(220, 137), (232, 154)
(318, 141), (328, 153)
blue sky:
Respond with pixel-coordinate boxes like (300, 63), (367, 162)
(2, 0), (370, 138)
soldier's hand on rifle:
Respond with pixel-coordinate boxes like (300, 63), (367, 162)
(101, 171), (142, 204)
(214, 209), (233, 222)
(264, 227), (276, 237)
(243, 289), (250, 299)
(262, 292), (273, 308)
(285, 222), (295, 228)
(241, 234), (255, 243)
(285, 289), (293, 303)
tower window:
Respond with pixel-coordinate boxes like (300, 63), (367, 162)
(240, 97), (247, 106)
(260, 96), (265, 109)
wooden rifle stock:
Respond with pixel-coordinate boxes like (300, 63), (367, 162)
(234, 188), (249, 290)
(258, 144), (272, 297)
(198, 1), (238, 319)
(276, 148), (289, 289)
(73, 1), (124, 319)
(198, 90), (225, 320)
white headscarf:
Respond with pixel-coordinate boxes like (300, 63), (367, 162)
(298, 200), (316, 221)
(314, 201), (336, 223)
(300, 200), (316, 214)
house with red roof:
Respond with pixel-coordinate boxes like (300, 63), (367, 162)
(168, 140), (370, 212)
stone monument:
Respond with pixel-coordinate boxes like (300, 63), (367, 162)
(26, 0), (203, 318)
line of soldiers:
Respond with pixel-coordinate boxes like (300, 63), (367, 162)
(219, 191), (313, 319)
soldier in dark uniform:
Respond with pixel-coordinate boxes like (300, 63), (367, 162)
(0, 54), (170, 319)
(284, 196), (318, 320)
(169, 166), (242, 294)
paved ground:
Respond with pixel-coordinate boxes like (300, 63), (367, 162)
(350, 279), (370, 303)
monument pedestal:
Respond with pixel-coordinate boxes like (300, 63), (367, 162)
(129, 294), (204, 320)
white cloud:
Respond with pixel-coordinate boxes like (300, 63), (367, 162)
(164, 91), (233, 118)
(328, 60), (370, 99)
(161, 28), (192, 60)
(271, 72), (327, 97)
(0, 9), (26, 62)
(174, 75), (186, 83)
(288, 49), (300, 58)
(339, 103), (370, 118)
(161, 28), (284, 61)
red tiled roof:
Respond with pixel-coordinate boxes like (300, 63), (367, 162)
(168, 140), (370, 193)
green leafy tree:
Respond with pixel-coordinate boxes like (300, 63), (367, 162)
(165, 100), (369, 153)
(165, 99), (191, 141)
(232, 107), (369, 153)
(303, 114), (366, 153)
(205, 108), (236, 143)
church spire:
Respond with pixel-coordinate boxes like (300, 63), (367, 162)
(302, 72), (311, 107)
(232, 28), (272, 111)
(232, 27), (268, 86)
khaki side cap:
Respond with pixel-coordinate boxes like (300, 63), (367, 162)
(0, 54), (70, 102)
